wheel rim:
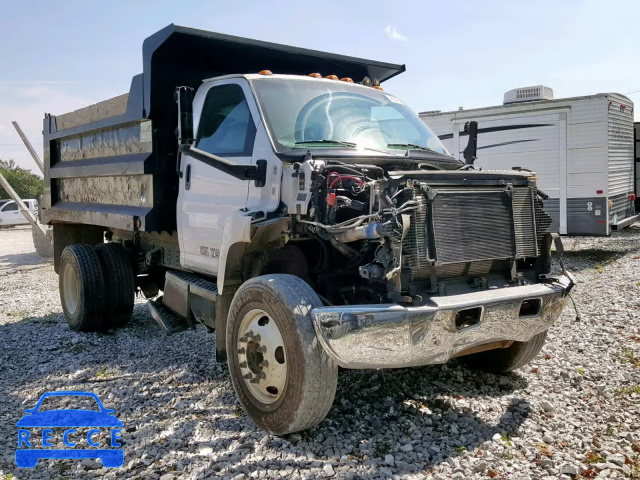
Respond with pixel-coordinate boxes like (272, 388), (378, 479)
(237, 308), (287, 404)
(62, 263), (80, 316)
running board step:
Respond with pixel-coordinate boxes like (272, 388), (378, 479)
(147, 297), (194, 335)
(152, 270), (219, 334)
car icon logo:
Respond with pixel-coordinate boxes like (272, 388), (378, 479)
(15, 391), (124, 468)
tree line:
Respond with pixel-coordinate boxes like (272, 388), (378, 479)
(0, 159), (44, 200)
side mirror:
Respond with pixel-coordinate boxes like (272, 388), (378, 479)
(175, 86), (194, 145)
(463, 120), (478, 166)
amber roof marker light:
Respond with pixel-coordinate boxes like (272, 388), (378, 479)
(308, 73), (322, 78)
(325, 75), (339, 80)
(340, 77), (354, 83)
(259, 70), (273, 75)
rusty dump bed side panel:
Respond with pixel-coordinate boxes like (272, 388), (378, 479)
(42, 24), (405, 233)
(42, 75), (158, 231)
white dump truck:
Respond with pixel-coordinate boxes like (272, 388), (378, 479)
(42, 25), (572, 434)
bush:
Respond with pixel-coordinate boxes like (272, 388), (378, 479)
(0, 159), (44, 200)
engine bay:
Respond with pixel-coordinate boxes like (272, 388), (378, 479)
(283, 160), (553, 306)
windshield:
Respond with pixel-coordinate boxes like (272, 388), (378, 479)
(250, 77), (451, 156)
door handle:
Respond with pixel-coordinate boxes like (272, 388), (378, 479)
(185, 164), (191, 191)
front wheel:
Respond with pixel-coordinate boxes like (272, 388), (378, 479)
(226, 274), (338, 435)
(460, 331), (548, 374)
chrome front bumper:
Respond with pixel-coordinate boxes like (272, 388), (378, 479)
(310, 276), (572, 369)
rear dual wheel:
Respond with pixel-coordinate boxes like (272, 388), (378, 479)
(95, 243), (135, 327)
(59, 243), (135, 332)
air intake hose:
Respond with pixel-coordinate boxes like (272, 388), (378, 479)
(333, 220), (394, 243)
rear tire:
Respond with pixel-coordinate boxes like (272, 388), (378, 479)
(95, 243), (135, 328)
(461, 331), (548, 374)
(59, 245), (105, 332)
(227, 274), (338, 435)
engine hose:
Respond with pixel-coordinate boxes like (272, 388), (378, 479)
(333, 221), (394, 243)
(328, 237), (359, 258)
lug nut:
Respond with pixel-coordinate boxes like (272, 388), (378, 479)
(253, 334), (261, 342)
(259, 360), (269, 368)
(258, 346), (267, 353)
(246, 330), (254, 338)
(243, 373), (252, 379)
(237, 347), (245, 354)
(239, 361), (247, 368)
(239, 336), (248, 343)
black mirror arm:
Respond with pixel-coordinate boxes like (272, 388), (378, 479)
(179, 145), (267, 187)
(463, 121), (478, 166)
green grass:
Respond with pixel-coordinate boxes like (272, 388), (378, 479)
(622, 348), (640, 367)
(374, 441), (390, 457)
(501, 432), (513, 447)
(615, 385), (640, 396)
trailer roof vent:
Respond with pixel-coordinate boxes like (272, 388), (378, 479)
(503, 86), (553, 104)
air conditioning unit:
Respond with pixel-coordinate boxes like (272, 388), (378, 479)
(503, 86), (554, 104)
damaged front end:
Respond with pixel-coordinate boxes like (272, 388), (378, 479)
(281, 157), (573, 369)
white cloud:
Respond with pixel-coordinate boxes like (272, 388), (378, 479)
(385, 26), (408, 42)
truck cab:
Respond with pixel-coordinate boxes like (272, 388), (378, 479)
(41, 25), (573, 435)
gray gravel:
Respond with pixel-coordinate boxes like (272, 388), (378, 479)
(1, 224), (640, 479)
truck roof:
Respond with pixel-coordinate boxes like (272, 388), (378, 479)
(203, 73), (396, 92)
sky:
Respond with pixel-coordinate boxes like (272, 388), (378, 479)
(2, 0), (640, 173)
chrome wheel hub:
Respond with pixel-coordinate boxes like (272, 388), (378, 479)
(62, 263), (79, 315)
(237, 309), (287, 404)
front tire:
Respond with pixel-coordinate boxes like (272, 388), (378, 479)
(59, 245), (105, 332)
(226, 274), (338, 435)
(461, 331), (548, 374)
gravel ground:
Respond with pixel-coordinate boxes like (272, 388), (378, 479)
(1, 224), (640, 480)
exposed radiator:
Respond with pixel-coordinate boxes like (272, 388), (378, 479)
(403, 188), (430, 275)
(431, 189), (515, 263)
(512, 187), (538, 257)
(401, 184), (551, 281)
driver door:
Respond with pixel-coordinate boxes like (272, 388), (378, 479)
(177, 80), (259, 275)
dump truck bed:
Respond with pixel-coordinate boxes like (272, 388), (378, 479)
(42, 24), (405, 233)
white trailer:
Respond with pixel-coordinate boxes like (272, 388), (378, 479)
(421, 87), (638, 235)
